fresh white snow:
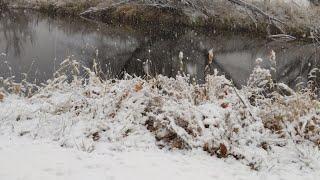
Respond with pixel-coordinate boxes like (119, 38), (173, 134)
(1, 136), (319, 180)
(0, 137), (258, 180)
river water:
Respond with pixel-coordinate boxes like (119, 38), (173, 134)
(0, 9), (319, 88)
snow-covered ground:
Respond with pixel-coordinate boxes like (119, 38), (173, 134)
(0, 137), (259, 180)
(1, 59), (320, 179)
(1, 136), (319, 180)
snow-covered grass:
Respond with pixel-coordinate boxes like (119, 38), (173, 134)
(1, 55), (320, 179)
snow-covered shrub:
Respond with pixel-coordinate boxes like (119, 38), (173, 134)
(1, 57), (320, 171)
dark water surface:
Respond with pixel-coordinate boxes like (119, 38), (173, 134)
(0, 9), (319, 88)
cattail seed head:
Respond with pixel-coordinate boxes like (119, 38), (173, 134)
(208, 49), (214, 65)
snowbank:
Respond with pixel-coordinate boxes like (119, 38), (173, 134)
(0, 58), (320, 177)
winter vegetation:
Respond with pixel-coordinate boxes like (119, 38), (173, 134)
(1, 52), (320, 178)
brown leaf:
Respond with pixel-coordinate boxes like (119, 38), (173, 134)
(233, 128), (239, 134)
(14, 85), (21, 94)
(308, 125), (315, 132)
(220, 103), (229, 108)
(135, 83), (143, 92)
(0, 93), (4, 102)
(203, 142), (209, 152)
(219, 143), (228, 158)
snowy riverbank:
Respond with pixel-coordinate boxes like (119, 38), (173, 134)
(1, 57), (320, 179)
(1, 0), (320, 38)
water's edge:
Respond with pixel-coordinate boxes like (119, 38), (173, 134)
(1, 9), (319, 89)
(1, 0), (319, 39)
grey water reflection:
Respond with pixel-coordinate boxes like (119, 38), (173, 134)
(0, 8), (319, 89)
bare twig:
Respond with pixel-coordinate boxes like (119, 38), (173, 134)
(230, 84), (256, 122)
(267, 34), (296, 41)
(245, 9), (257, 28)
(227, 0), (284, 24)
(227, 0), (286, 34)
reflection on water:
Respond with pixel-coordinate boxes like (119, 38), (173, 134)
(0, 8), (319, 89)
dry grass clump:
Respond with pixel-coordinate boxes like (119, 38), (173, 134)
(243, 58), (320, 146)
(0, 76), (38, 97)
(259, 92), (320, 143)
(0, 92), (4, 102)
